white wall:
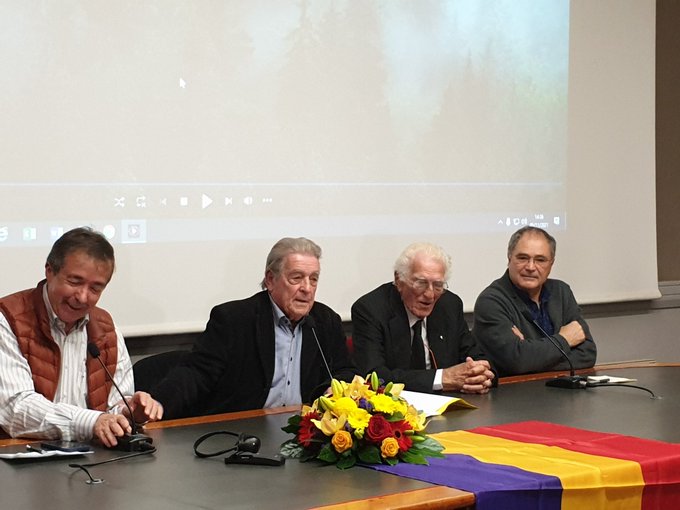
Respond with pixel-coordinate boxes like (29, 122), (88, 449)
(584, 284), (680, 364)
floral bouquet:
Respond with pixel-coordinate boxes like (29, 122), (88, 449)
(280, 373), (444, 469)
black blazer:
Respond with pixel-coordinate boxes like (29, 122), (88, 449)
(151, 291), (356, 419)
(351, 282), (488, 393)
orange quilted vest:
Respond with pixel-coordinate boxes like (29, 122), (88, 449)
(0, 280), (118, 411)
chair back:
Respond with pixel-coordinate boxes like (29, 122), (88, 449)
(133, 350), (188, 392)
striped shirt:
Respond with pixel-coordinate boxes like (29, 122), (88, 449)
(0, 285), (133, 441)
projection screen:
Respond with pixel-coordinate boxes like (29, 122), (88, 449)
(0, 0), (658, 335)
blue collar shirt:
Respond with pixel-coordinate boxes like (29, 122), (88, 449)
(263, 297), (304, 408)
(514, 284), (554, 336)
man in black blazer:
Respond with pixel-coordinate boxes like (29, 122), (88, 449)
(151, 238), (356, 419)
(351, 243), (494, 394)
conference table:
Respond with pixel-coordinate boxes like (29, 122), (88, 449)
(1, 363), (678, 509)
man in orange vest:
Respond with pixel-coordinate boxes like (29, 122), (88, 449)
(0, 227), (162, 446)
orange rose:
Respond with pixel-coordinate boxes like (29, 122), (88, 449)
(380, 437), (399, 458)
(332, 430), (353, 453)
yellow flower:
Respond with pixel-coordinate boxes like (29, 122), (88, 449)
(301, 404), (316, 415)
(389, 383), (405, 397)
(333, 397), (358, 416)
(331, 430), (353, 453)
(312, 410), (347, 436)
(346, 407), (371, 437)
(380, 437), (399, 458)
(404, 404), (427, 432)
(317, 396), (335, 413)
(346, 375), (374, 401)
(370, 393), (407, 415)
(393, 399), (408, 416)
(331, 378), (346, 399)
(331, 397), (371, 437)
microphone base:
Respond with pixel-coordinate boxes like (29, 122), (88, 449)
(545, 376), (587, 389)
(113, 433), (154, 452)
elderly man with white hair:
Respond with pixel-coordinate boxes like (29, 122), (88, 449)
(351, 242), (495, 394)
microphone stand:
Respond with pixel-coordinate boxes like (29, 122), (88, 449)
(305, 316), (334, 383)
(87, 343), (154, 450)
(520, 311), (587, 389)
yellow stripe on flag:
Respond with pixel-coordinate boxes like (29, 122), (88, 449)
(431, 431), (645, 510)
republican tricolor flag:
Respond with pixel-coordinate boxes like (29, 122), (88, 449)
(373, 421), (680, 509)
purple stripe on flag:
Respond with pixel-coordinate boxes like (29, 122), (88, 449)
(371, 454), (563, 510)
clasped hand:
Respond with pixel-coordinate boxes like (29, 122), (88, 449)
(442, 357), (494, 394)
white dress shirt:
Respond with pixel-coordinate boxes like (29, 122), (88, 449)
(0, 285), (133, 441)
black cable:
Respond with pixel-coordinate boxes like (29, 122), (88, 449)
(69, 444), (157, 483)
(585, 382), (660, 399)
(193, 430), (239, 458)
(69, 444), (156, 469)
(69, 464), (104, 485)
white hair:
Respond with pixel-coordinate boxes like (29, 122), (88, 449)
(393, 242), (452, 281)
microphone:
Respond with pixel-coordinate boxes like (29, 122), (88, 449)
(304, 316), (334, 383)
(87, 343), (153, 451)
(520, 311), (587, 389)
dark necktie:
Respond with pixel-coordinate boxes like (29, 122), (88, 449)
(410, 320), (425, 369)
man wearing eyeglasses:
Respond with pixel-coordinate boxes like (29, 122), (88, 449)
(473, 226), (596, 377)
(351, 242), (495, 394)
(150, 237), (356, 419)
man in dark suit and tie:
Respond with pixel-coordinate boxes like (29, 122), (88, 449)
(351, 242), (494, 394)
(150, 237), (356, 419)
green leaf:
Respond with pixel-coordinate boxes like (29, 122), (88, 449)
(413, 436), (444, 451)
(317, 443), (338, 464)
(410, 439), (445, 459)
(384, 456), (399, 466)
(400, 449), (429, 465)
(385, 412), (405, 422)
(411, 437), (445, 453)
(279, 440), (304, 458)
(357, 445), (382, 464)
(336, 455), (357, 469)
(417, 449), (445, 459)
(423, 436), (444, 449)
(281, 414), (302, 433)
(300, 450), (317, 462)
